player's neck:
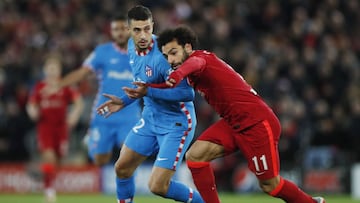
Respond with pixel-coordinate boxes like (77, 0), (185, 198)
(135, 39), (154, 56)
(45, 77), (60, 85)
(114, 43), (127, 53)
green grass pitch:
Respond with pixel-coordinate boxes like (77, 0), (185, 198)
(0, 193), (358, 203)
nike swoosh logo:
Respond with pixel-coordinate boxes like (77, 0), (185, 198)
(157, 157), (168, 161)
(255, 171), (265, 175)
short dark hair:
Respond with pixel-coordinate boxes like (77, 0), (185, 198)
(111, 13), (127, 22)
(157, 26), (198, 50)
(127, 5), (153, 23)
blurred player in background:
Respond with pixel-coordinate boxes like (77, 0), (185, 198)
(96, 5), (204, 203)
(26, 54), (84, 203)
(50, 14), (141, 166)
(127, 26), (326, 203)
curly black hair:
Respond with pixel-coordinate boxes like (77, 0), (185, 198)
(157, 25), (198, 50)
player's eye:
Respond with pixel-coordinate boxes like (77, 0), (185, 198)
(144, 26), (151, 32)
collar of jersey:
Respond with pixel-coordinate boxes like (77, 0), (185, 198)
(113, 43), (127, 54)
(135, 39), (154, 56)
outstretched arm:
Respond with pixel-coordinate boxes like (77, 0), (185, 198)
(67, 95), (84, 129)
(148, 56), (205, 88)
(96, 94), (126, 118)
(124, 80), (194, 102)
(60, 66), (92, 88)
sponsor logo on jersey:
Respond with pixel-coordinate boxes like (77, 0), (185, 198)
(107, 70), (133, 80)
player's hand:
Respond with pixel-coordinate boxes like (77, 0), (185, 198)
(167, 71), (182, 87)
(123, 82), (147, 99)
(66, 116), (77, 130)
(96, 94), (124, 118)
(165, 78), (177, 87)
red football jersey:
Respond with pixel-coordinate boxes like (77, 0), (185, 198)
(28, 81), (80, 125)
(173, 50), (275, 131)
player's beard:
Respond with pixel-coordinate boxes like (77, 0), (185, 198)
(172, 50), (189, 70)
(115, 37), (127, 49)
(182, 49), (189, 62)
(116, 41), (127, 49)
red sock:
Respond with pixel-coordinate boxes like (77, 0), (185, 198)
(187, 161), (220, 203)
(269, 177), (315, 203)
(41, 163), (56, 189)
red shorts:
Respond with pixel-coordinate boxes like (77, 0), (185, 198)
(198, 115), (281, 180)
(37, 123), (69, 158)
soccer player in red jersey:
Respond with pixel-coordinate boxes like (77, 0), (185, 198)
(26, 55), (84, 203)
(124, 26), (326, 203)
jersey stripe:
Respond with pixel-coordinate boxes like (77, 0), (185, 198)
(187, 187), (194, 203)
(263, 120), (279, 177)
(118, 197), (133, 203)
(172, 102), (193, 170)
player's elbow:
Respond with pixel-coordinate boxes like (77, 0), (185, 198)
(180, 90), (195, 102)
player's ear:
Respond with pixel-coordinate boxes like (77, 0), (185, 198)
(184, 43), (193, 54)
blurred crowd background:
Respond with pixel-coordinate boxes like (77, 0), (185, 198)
(0, 0), (359, 192)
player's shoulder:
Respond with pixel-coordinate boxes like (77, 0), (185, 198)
(152, 49), (170, 67)
(35, 81), (46, 88)
(193, 50), (213, 56)
(31, 81), (45, 92)
(94, 42), (113, 52)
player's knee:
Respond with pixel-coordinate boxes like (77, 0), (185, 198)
(185, 149), (204, 162)
(185, 148), (214, 162)
(92, 153), (112, 167)
(114, 161), (132, 178)
(258, 177), (279, 193)
(93, 157), (109, 167)
(148, 180), (168, 196)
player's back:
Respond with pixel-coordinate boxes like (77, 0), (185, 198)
(84, 42), (141, 124)
(128, 37), (196, 132)
(189, 50), (273, 130)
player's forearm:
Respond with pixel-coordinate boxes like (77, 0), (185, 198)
(120, 95), (137, 106)
(60, 67), (90, 88)
(67, 97), (84, 127)
(175, 56), (204, 79)
(26, 104), (40, 121)
(147, 85), (194, 102)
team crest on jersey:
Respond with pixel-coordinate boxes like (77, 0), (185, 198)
(145, 65), (153, 77)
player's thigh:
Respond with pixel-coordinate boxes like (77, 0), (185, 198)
(186, 140), (225, 162)
(56, 125), (69, 158)
(189, 119), (236, 160)
(115, 144), (147, 172)
(87, 124), (116, 157)
(124, 119), (159, 156)
(155, 128), (194, 170)
(115, 122), (136, 147)
(37, 125), (54, 152)
(235, 118), (281, 180)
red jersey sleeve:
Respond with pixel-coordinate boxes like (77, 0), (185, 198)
(175, 56), (206, 78)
